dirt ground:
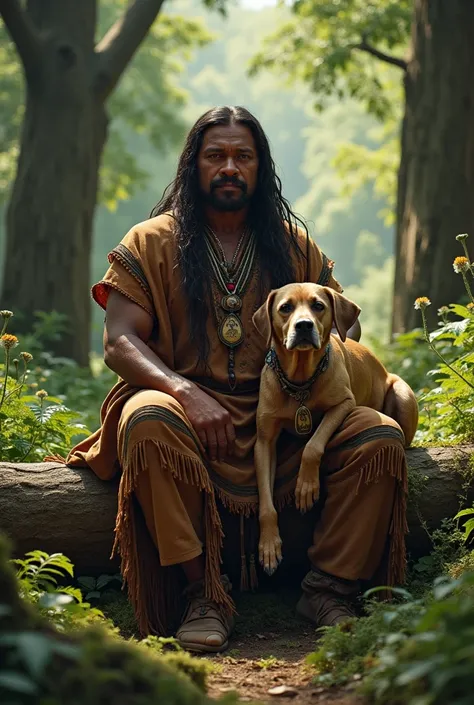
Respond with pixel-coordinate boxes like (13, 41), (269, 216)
(202, 589), (365, 705)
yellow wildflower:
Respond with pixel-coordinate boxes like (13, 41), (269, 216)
(453, 256), (470, 273)
(467, 302), (474, 311)
(20, 352), (33, 364)
(414, 297), (431, 310)
(0, 334), (19, 350)
(35, 389), (48, 400)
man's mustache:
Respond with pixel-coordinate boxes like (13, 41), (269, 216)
(211, 177), (247, 193)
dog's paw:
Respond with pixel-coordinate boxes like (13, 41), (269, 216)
(295, 472), (320, 514)
(259, 531), (283, 576)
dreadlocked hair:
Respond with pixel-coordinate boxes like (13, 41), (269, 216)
(150, 105), (308, 368)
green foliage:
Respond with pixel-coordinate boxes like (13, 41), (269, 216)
(1, 538), (231, 704)
(372, 236), (474, 446)
(12, 550), (110, 634)
(77, 574), (122, 602)
(0, 313), (90, 461)
(307, 571), (474, 705)
(250, 0), (411, 120)
(0, 2), (213, 210)
(99, 4), (213, 209)
(306, 590), (422, 687)
(455, 508), (474, 545)
(414, 301), (474, 445)
(363, 572), (474, 705)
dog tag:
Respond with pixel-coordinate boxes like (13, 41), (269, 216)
(295, 405), (313, 435)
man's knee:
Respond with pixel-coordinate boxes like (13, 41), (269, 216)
(119, 389), (199, 465)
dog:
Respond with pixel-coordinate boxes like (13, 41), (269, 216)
(252, 283), (418, 576)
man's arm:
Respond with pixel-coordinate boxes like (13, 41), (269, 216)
(104, 289), (235, 460)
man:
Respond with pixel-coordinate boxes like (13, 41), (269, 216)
(67, 106), (407, 653)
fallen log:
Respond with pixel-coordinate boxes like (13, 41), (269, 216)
(0, 445), (473, 575)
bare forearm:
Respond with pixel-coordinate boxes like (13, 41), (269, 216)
(104, 333), (193, 403)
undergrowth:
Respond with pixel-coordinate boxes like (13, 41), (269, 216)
(307, 234), (474, 704)
(376, 234), (474, 446)
(0, 537), (232, 704)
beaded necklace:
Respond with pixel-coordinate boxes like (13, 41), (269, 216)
(205, 227), (257, 390)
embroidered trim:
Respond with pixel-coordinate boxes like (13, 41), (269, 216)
(93, 281), (155, 318)
(317, 252), (335, 287)
(109, 244), (153, 301)
(123, 404), (299, 501)
(335, 425), (405, 452)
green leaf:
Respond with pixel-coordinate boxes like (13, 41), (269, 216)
(77, 576), (96, 591)
(0, 671), (38, 695)
(86, 591), (101, 600)
(454, 508), (474, 520)
(394, 659), (440, 686)
(364, 585), (413, 600)
(461, 518), (474, 541)
(96, 574), (120, 590)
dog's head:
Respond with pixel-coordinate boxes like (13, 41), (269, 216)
(253, 283), (361, 351)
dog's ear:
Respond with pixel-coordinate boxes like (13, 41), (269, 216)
(323, 288), (361, 342)
(252, 290), (278, 350)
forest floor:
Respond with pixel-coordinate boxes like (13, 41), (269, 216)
(202, 588), (365, 705)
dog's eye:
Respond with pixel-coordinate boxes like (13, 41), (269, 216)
(312, 301), (325, 312)
(279, 302), (294, 314)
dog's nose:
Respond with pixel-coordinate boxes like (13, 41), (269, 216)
(295, 319), (314, 332)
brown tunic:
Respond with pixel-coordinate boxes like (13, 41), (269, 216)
(67, 213), (342, 512)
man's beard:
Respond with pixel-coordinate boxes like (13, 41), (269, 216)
(203, 176), (250, 212)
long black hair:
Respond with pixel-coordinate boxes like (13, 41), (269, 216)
(150, 106), (308, 366)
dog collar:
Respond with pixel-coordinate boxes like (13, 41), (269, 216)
(264, 344), (331, 435)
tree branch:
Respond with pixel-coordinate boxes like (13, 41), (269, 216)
(0, 0), (42, 77)
(94, 0), (165, 101)
(355, 38), (407, 71)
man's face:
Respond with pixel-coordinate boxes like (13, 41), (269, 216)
(197, 123), (259, 212)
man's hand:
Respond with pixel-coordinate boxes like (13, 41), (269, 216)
(178, 385), (235, 462)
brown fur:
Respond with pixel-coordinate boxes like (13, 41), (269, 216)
(252, 283), (419, 575)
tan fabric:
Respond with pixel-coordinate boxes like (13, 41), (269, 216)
(104, 389), (406, 634)
(64, 214), (408, 636)
(67, 214), (342, 507)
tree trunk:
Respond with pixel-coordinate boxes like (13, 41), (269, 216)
(392, 0), (474, 335)
(1, 6), (108, 365)
(0, 445), (472, 576)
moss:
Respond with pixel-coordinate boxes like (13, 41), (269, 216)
(41, 627), (210, 705)
(0, 535), (239, 705)
(99, 590), (139, 639)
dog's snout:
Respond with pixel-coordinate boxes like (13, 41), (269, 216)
(295, 319), (314, 332)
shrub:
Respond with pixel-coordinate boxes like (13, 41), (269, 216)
(0, 536), (235, 704)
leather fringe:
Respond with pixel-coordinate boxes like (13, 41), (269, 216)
(112, 438), (234, 636)
(355, 443), (408, 588)
(240, 513), (249, 592)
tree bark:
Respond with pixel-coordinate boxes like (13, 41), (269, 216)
(0, 446), (472, 576)
(392, 0), (474, 335)
(0, 0), (165, 365)
(0, 1), (103, 366)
